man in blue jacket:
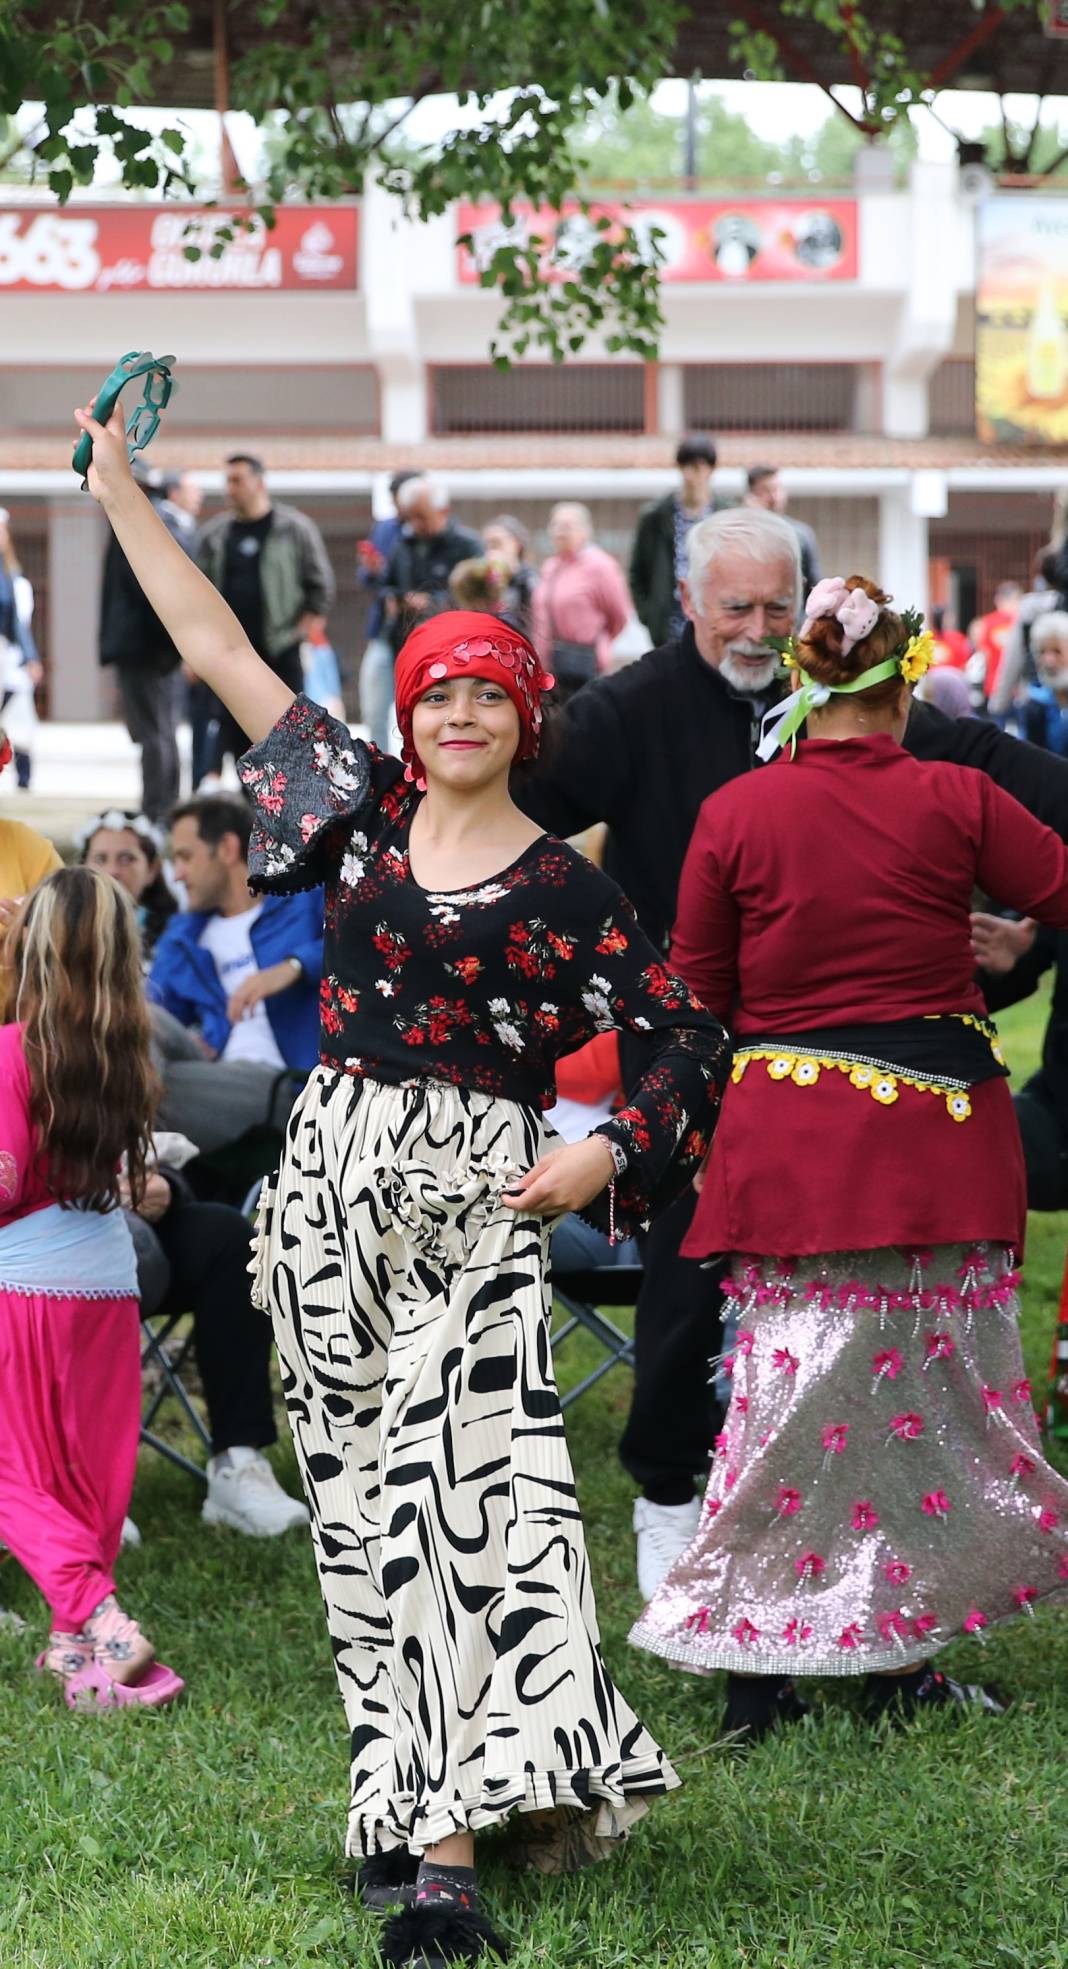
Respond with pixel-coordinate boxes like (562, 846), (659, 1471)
(149, 795), (322, 1151)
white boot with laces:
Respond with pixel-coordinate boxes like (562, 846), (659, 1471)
(633, 1496), (701, 1602)
(202, 1447), (309, 1537)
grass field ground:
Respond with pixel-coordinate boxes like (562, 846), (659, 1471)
(3, 989), (1068, 1969)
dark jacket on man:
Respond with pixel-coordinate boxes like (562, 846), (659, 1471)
(382, 517), (482, 654)
(197, 502), (335, 662)
(629, 493), (729, 649)
(99, 496), (196, 672)
(521, 623), (1068, 953)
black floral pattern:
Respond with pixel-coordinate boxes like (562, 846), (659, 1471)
(240, 695), (730, 1231)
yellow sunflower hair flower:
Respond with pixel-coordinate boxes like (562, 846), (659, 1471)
(900, 630), (936, 686)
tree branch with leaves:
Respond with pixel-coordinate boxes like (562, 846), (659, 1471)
(1, 0), (684, 361)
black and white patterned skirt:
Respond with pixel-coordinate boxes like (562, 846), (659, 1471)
(252, 1067), (678, 1861)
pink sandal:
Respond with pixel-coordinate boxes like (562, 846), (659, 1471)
(60, 1656), (185, 1710)
(35, 1599), (185, 1709)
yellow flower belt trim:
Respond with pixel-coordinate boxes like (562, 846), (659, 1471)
(731, 1049), (972, 1122)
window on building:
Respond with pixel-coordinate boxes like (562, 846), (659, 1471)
(429, 364), (648, 435)
(0, 366), (379, 432)
(682, 363), (878, 433)
(928, 359), (977, 438)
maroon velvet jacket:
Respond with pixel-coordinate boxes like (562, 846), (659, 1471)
(672, 734), (1068, 1258)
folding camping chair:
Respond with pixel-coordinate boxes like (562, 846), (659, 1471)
(551, 1265), (642, 1411)
(140, 1311), (211, 1484)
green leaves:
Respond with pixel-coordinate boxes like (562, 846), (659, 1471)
(4, 0), (684, 359)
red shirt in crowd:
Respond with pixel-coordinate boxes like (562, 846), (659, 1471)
(931, 626), (972, 669)
(671, 734), (1068, 1259)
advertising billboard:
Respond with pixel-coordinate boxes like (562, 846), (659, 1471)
(458, 198), (858, 286)
(0, 205), (359, 293)
(976, 194), (1068, 444)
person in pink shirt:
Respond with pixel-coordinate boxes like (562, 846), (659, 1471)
(532, 503), (631, 692)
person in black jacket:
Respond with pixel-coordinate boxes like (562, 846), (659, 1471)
(522, 503), (1068, 1603)
(629, 433), (727, 649)
(973, 912), (1068, 1210)
(99, 469), (199, 819)
(381, 477), (481, 655)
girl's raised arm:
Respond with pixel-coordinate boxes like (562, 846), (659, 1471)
(74, 403), (293, 744)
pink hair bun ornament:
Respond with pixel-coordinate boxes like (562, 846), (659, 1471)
(801, 576), (880, 655)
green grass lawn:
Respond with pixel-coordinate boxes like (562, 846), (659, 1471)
(4, 991), (1068, 1968)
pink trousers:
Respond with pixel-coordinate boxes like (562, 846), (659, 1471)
(0, 1289), (140, 1632)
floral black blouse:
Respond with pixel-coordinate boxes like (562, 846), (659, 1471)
(239, 696), (729, 1231)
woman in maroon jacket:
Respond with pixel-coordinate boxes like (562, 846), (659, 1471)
(631, 574), (1068, 1736)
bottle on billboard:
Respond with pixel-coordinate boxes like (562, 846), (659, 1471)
(1025, 280), (1068, 399)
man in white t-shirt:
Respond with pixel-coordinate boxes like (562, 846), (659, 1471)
(149, 794), (322, 1105)
(198, 903), (287, 1069)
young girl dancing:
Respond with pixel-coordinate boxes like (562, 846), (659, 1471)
(0, 866), (183, 1708)
(630, 574), (1068, 1734)
(76, 399), (728, 1964)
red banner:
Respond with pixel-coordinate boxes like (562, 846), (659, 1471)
(0, 205), (359, 293)
(458, 198), (857, 285)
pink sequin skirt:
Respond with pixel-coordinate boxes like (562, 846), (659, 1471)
(630, 1243), (1068, 1676)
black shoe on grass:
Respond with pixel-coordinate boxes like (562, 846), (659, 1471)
(865, 1666), (1008, 1723)
(352, 1849), (420, 1910)
(723, 1672), (811, 1744)
(380, 1899), (510, 1966)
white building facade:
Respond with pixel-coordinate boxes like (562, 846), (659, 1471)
(0, 158), (1060, 718)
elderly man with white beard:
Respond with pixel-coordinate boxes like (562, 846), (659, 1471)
(521, 503), (1068, 1610)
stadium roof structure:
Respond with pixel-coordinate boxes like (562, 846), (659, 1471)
(78, 2), (1068, 113)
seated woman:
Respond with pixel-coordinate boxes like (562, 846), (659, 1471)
(77, 807), (178, 960)
(0, 866), (183, 1708)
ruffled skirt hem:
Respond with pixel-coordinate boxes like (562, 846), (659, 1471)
(630, 1581), (1068, 1678)
(346, 1754), (680, 1863)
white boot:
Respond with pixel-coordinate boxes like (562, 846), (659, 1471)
(202, 1447), (309, 1537)
(120, 1516), (142, 1548)
(633, 1496), (701, 1602)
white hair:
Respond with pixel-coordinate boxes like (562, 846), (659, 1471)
(1031, 610), (1068, 650)
(396, 476), (450, 515)
(686, 507), (801, 615)
(550, 501), (592, 534)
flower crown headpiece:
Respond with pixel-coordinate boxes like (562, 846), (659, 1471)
(759, 578), (934, 762)
(73, 808), (166, 858)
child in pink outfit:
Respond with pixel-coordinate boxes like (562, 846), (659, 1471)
(0, 868), (183, 1707)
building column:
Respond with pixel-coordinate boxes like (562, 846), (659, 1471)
(878, 487), (930, 615)
(656, 363), (684, 437)
(48, 498), (109, 720)
(884, 160), (960, 439)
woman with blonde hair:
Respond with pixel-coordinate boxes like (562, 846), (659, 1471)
(0, 867), (183, 1707)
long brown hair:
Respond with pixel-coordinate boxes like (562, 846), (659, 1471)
(4, 867), (157, 1210)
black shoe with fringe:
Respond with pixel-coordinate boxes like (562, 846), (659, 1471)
(351, 1849), (420, 1910)
(380, 1899), (510, 1966)
(865, 1665), (1008, 1723)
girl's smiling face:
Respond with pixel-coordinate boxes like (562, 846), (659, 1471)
(411, 674), (522, 790)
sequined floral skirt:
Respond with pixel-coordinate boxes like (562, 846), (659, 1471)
(630, 1244), (1068, 1676)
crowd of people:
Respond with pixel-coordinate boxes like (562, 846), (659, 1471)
(2, 389), (1068, 1967)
